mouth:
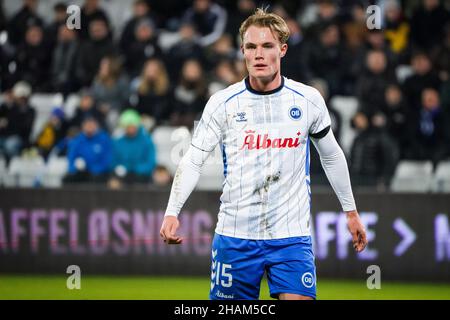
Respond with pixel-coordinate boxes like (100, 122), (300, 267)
(254, 64), (267, 68)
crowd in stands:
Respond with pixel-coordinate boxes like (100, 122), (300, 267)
(0, 0), (449, 189)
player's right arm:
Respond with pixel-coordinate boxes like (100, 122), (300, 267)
(160, 94), (225, 244)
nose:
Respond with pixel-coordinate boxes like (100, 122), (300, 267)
(255, 46), (263, 59)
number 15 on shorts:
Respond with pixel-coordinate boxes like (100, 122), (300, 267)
(211, 252), (232, 288)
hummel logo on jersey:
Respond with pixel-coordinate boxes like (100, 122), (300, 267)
(241, 130), (302, 150)
(235, 112), (247, 122)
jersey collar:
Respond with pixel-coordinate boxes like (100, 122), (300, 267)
(245, 76), (284, 95)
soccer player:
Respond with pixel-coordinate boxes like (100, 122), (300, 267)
(160, 8), (367, 300)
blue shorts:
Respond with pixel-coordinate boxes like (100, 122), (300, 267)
(209, 233), (316, 300)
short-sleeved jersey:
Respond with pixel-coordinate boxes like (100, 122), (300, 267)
(191, 77), (331, 240)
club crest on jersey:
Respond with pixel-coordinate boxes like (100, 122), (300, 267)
(235, 112), (247, 122)
(289, 106), (302, 121)
(241, 130), (301, 150)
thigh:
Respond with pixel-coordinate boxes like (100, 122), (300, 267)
(265, 236), (316, 299)
(209, 234), (265, 300)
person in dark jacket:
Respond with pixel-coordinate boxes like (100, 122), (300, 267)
(350, 112), (399, 188)
(0, 81), (35, 162)
(76, 18), (116, 87)
(405, 88), (450, 165)
(15, 24), (52, 91)
(6, 0), (44, 46)
(50, 25), (80, 95)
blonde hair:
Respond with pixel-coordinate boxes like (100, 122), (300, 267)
(96, 55), (123, 87)
(239, 7), (290, 45)
(138, 58), (169, 96)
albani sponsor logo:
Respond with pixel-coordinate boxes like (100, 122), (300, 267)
(215, 290), (234, 299)
(241, 130), (302, 150)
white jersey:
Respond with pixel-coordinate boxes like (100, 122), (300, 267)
(191, 77), (332, 240)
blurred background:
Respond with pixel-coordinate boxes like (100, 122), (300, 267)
(0, 0), (449, 299)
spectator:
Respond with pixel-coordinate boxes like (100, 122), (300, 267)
(16, 24), (51, 91)
(64, 116), (112, 184)
(303, 22), (345, 96)
(166, 22), (205, 81)
(50, 25), (80, 95)
(170, 59), (208, 128)
(130, 58), (172, 127)
(79, 0), (111, 41)
(380, 84), (410, 157)
(34, 107), (68, 160)
(68, 89), (105, 132)
(122, 17), (162, 78)
(108, 109), (156, 188)
(350, 112), (399, 188)
(225, 0), (256, 47)
(0, 81), (35, 162)
(402, 51), (441, 111)
(303, 0), (340, 41)
(405, 88), (450, 165)
(152, 165), (173, 187)
(147, 0), (191, 30)
(7, 0), (44, 46)
(204, 34), (237, 72)
(357, 50), (396, 116)
(119, 0), (157, 54)
(44, 2), (68, 52)
(430, 23), (450, 82)
(91, 55), (130, 130)
(281, 18), (310, 83)
(208, 59), (239, 96)
(384, 0), (410, 57)
(76, 18), (116, 87)
(410, 0), (450, 52)
(182, 0), (227, 47)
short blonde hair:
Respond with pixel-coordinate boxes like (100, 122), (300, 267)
(239, 8), (290, 45)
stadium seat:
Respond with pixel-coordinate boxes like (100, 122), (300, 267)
(64, 93), (81, 119)
(42, 157), (69, 188)
(5, 155), (46, 187)
(0, 156), (6, 186)
(431, 161), (450, 193)
(390, 160), (434, 192)
(329, 96), (358, 155)
(152, 126), (191, 175)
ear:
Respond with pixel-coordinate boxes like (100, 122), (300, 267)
(240, 44), (244, 55)
(280, 43), (288, 58)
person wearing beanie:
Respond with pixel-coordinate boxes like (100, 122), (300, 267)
(35, 107), (69, 159)
(108, 109), (156, 188)
(0, 81), (36, 162)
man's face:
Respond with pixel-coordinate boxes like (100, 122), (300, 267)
(241, 26), (287, 82)
(125, 125), (138, 137)
(82, 119), (98, 137)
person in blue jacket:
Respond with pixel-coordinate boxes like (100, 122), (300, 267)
(108, 109), (156, 188)
(64, 115), (113, 184)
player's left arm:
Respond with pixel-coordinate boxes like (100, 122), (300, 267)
(308, 89), (367, 252)
(311, 130), (367, 252)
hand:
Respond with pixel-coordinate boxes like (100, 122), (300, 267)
(346, 210), (367, 253)
(160, 216), (183, 244)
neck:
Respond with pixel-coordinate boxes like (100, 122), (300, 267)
(248, 73), (281, 92)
